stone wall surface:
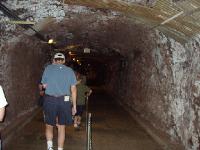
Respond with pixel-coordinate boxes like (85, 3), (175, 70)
(3, 0), (65, 22)
(0, 34), (48, 128)
(0, 0), (63, 130)
(106, 31), (200, 150)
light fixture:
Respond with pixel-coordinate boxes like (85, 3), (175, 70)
(48, 39), (54, 44)
(8, 20), (35, 25)
(161, 11), (184, 25)
(84, 48), (90, 53)
(67, 45), (76, 49)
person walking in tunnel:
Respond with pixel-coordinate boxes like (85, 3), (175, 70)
(0, 85), (8, 150)
(41, 52), (77, 150)
(74, 72), (92, 129)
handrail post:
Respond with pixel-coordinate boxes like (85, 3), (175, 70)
(85, 96), (92, 150)
(85, 96), (89, 131)
(86, 113), (92, 150)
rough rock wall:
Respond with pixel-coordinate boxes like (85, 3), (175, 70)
(106, 31), (200, 150)
(3, 0), (65, 22)
(149, 32), (200, 150)
(0, 35), (48, 126)
(0, 0), (64, 128)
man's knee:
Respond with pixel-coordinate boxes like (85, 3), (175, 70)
(57, 124), (65, 129)
(46, 124), (54, 130)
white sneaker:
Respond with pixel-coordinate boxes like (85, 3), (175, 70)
(48, 147), (53, 150)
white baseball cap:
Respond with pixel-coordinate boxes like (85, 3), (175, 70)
(54, 53), (65, 60)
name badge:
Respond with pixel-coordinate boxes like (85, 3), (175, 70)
(64, 96), (70, 102)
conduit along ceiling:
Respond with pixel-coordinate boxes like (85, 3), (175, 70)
(64, 0), (200, 43)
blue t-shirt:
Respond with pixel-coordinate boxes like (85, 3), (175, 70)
(41, 64), (77, 96)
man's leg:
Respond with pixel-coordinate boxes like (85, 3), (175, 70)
(46, 124), (54, 150)
(0, 139), (2, 150)
(57, 124), (65, 149)
(77, 116), (81, 125)
(74, 116), (78, 128)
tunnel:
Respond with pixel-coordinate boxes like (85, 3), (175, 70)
(0, 0), (200, 150)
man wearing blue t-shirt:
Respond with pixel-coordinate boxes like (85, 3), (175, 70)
(41, 53), (77, 150)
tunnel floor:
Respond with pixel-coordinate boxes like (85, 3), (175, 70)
(6, 89), (162, 150)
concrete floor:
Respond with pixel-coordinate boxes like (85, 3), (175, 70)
(6, 90), (163, 150)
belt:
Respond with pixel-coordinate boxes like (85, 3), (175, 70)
(45, 94), (67, 98)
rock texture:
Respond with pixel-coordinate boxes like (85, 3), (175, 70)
(106, 31), (200, 150)
(0, 0), (63, 129)
(0, 34), (48, 126)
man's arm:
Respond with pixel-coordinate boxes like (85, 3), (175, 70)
(71, 85), (77, 115)
(85, 86), (92, 97)
(38, 83), (45, 96)
(41, 66), (48, 89)
(0, 86), (8, 122)
(0, 107), (5, 122)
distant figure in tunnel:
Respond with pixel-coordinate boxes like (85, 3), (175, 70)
(0, 85), (8, 150)
(41, 53), (77, 150)
(74, 72), (92, 129)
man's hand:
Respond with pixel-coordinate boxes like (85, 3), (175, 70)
(43, 84), (47, 89)
(39, 91), (45, 96)
(71, 85), (77, 116)
(72, 106), (77, 116)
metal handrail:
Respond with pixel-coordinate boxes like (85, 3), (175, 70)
(85, 96), (92, 150)
(86, 113), (92, 150)
(85, 96), (89, 131)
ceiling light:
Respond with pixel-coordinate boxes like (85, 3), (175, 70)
(48, 39), (54, 44)
(67, 45), (76, 49)
(84, 48), (90, 53)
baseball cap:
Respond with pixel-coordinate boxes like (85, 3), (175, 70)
(54, 53), (65, 60)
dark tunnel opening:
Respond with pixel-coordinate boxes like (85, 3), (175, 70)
(69, 60), (108, 86)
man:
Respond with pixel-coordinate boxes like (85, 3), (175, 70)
(74, 72), (92, 129)
(41, 52), (77, 150)
(0, 85), (8, 150)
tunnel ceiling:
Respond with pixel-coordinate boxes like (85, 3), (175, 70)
(40, 15), (151, 62)
(64, 0), (200, 43)
(1, 0), (200, 63)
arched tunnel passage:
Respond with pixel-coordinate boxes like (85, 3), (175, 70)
(0, 1), (200, 150)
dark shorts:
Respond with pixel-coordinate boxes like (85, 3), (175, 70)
(75, 105), (84, 116)
(43, 95), (72, 126)
(38, 96), (44, 107)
